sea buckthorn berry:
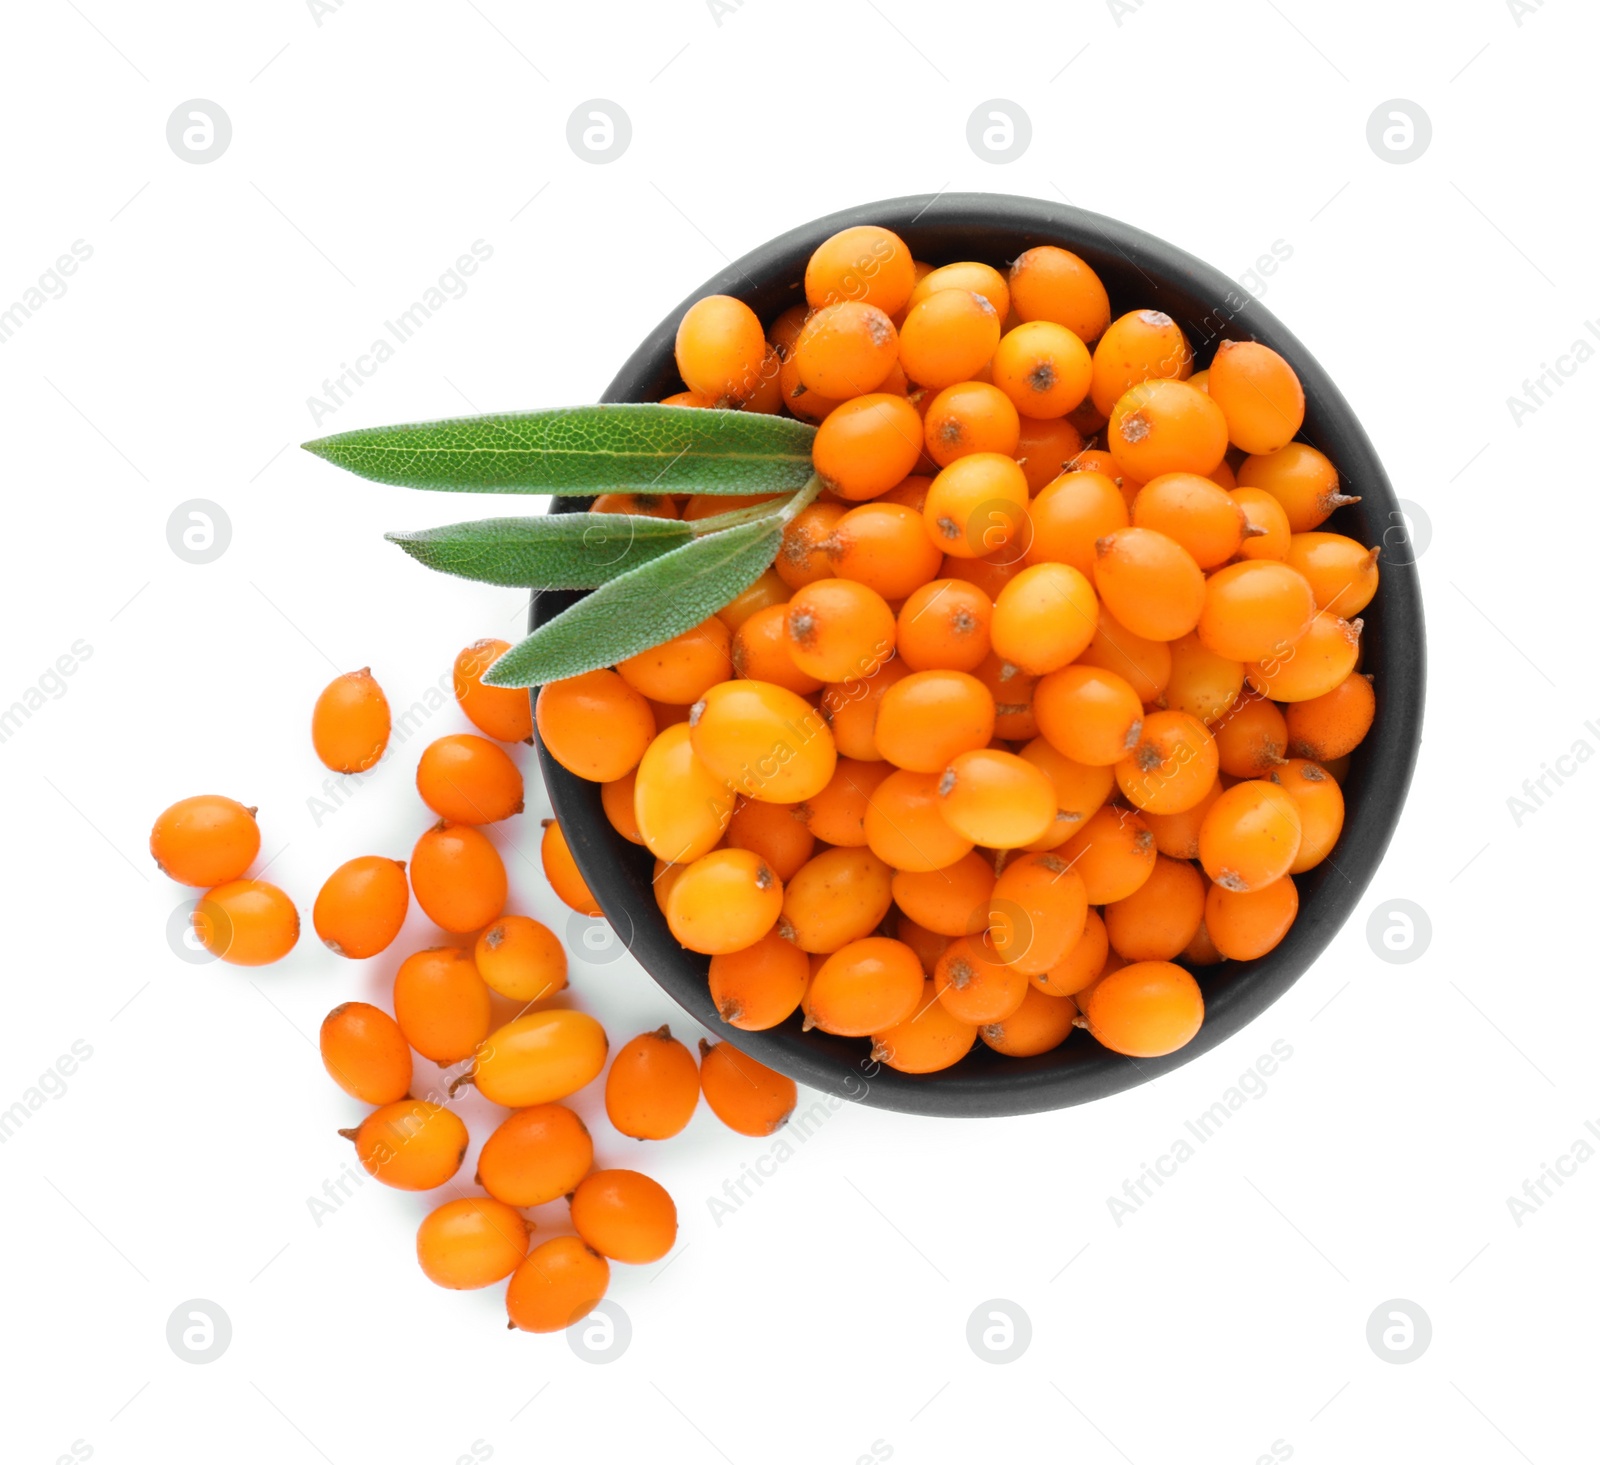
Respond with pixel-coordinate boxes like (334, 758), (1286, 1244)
(1056, 805), (1157, 904)
(892, 851), (995, 938)
(1109, 379), (1229, 483)
(1270, 758), (1345, 872)
(923, 381), (1021, 467)
(990, 562), (1099, 675)
(1231, 486), (1292, 560)
(871, 982), (978, 1073)
(675, 294), (767, 403)
(1199, 560), (1318, 664)
(1206, 876), (1299, 960)
(967, 650), (1035, 741)
(827, 502), (943, 598)
(506, 1237), (609, 1334)
(989, 853), (1089, 976)
(416, 1198), (529, 1291)
(343, 1099), (467, 1192)
(601, 771), (645, 845)
(1036, 906), (1110, 997)
(1033, 664), (1143, 767)
(1103, 856), (1206, 961)
(785, 579), (896, 684)
(731, 604), (824, 694)
(665, 848), (784, 955)
(591, 491), (680, 519)
(467, 1010), (609, 1108)
(1285, 672), (1375, 762)
(1247, 611), (1361, 702)
(393, 947), (492, 1065)
(605, 1027), (699, 1140)
(779, 846), (894, 952)
(150, 795), (260, 887)
(1198, 779), (1302, 892)
(476, 1104), (593, 1208)
(1184, 911), (1225, 966)
(934, 935), (1029, 1025)
(776, 504), (854, 591)
(313, 856), (409, 958)
(1208, 340), (1306, 454)
(807, 937), (925, 1036)
(1015, 414), (1086, 493)
(683, 491), (785, 522)
(710, 929), (809, 1030)
(1115, 709), (1219, 815)
(878, 473), (934, 512)
(821, 655), (910, 761)
(779, 348), (843, 423)
(943, 546), (1026, 599)
(1133, 473), (1246, 568)
(725, 797), (815, 882)
(312, 668), (390, 774)
(475, 916), (568, 1003)
(899, 288), (1002, 389)
(691, 679), (837, 804)
(937, 749), (1058, 849)
(633, 723), (736, 866)
(795, 301), (899, 397)
(991, 320), (1093, 419)
(908, 259), (1011, 318)
(1019, 737), (1116, 843)
(896, 913), (953, 974)
(195, 879), (299, 965)
(699, 1039), (797, 1136)
(411, 821), (506, 931)
(1009, 246), (1111, 343)
(1075, 607), (1172, 702)
(1284, 533), (1381, 618)
(320, 1002), (412, 1105)
(1084, 960), (1204, 1058)
(570, 1170), (678, 1264)
(806, 224), (916, 313)
(896, 579), (994, 672)
(796, 757), (891, 846)
(718, 567), (788, 631)
(1163, 633), (1245, 726)
(1237, 443), (1357, 533)
(1092, 528), (1205, 642)
(1090, 309), (1194, 418)
(1024, 470), (1129, 577)
(454, 639), (533, 743)
(864, 769), (975, 873)
(415, 733), (525, 825)
(980, 985), (1078, 1057)
(535, 669), (655, 782)
(1214, 692), (1288, 778)
(660, 390), (716, 407)
(923, 452), (1030, 559)
(874, 669), (995, 772)
(1142, 777), (1223, 861)
(541, 818), (599, 916)
(617, 617), (733, 705)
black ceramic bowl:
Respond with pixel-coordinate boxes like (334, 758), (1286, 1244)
(532, 192), (1424, 1118)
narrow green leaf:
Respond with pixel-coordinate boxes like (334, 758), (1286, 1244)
(304, 404), (816, 495)
(385, 514), (695, 589)
(483, 518), (784, 687)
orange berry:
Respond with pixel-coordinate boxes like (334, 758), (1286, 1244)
(874, 669), (995, 772)
(972, 650), (1040, 741)
(1237, 443), (1356, 533)
(1142, 776), (1223, 861)
(1056, 805), (1157, 904)
(1008, 246), (1111, 343)
(827, 501), (943, 599)
(1033, 664), (1143, 766)
(1205, 876), (1299, 960)
(979, 985), (1078, 1057)
(1036, 906), (1110, 997)
(943, 546), (1026, 599)
(416, 733), (524, 825)
(506, 1236), (609, 1334)
(923, 452), (1030, 559)
(725, 796), (815, 882)
(411, 822), (506, 932)
(1285, 673), (1375, 762)
(1163, 632), (1245, 725)
(1132, 472), (1246, 568)
(934, 934), (1029, 1024)
(1092, 527), (1205, 641)
(454, 639), (533, 743)
(320, 1001), (412, 1105)
(1213, 692), (1289, 778)
(475, 915), (568, 1002)
(779, 348), (843, 424)
(536, 669), (655, 783)
(691, 678), (838, 803)
(991, 321), (1093, 418)
(1284, 533), (1381, 619)
(891, 850), (995, 938)
(1184, 910), (1226, 966)
(1231, 486), (1292, 560)
(718, 567), (789, 630)
(1198, 779), (1302, 892)
(878, 473), (934, 512)
(796, 757), (891, 846)
(923, 381), (1021, 467)
(344, 1099), (467, 1191)
(871, 981), (978, 1072)
(1014, 414), (1086, 493)
(1085, 960), (1203, 1057)
(785, 579), (897, 683)
(665, 848), (784, 955)
(731, 604), (824, 695)
(795, 301), (899, 397)
(417, 1197), (529, 1290)
(633, 723), (736, 865)
(990, 562), (1099, 675)
(1246, 611), (1362, 702)
(864, 768), (974, 872)
(477, 1104), (593, 1208)
(1208, 340), (1305, 454)
(806, 936), (925, 1036)
(937, 748), (1057, 848)
(899, 289), (1002, 389)
(812, 393), (926, 501)
(313, 855), (409, 958)
(469, 1009), (609, 1108)
(1109, 379), (1227, 482)
(1090, 309), (1193, 418)
(1198, 561), (1317, 663)
(393, 946), (491, 1065)
(805, 225), (916, 313)
(682, 491), (784, 522)
(570, 1170), (678, 1264)
(616, 617), (733, 704)
(709, 929), (809, 1030)
(779, 846), (894, 953)
(896, 578), (994, 672)
(1018, 737), (1116, 845)
(1115, 709), (1219, 815)
(605, 1027), (699, 1140)
(312, 668), (390, 773)
(1103, 856), (1206, 961)
(150, 795), (259, 887)
(1271, 758), (1345, 872)
(774, 502), (848, 591)
(195, 879), (299, 965)
(675, 294), (766, 403)
(1075, 607), (1173, 702)
(601, 770), (645, 845)
(908, 259), (1011, 318)
(541, 818), (599, 916)
(699, 1038), (797, 1136)
(988, 852), (1090, 976)
(1024, 470), (1129, 577)
(591, 491), (680, 518)
(820, 656), (911, 761)
(895, 914), (953, 975)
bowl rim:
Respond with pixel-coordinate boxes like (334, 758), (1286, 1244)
(533, 190), (1426, 1118)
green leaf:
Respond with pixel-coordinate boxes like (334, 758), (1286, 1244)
(483, 517), (785, 687)
(304, 404), (816, 495)
(385, 514), (695, 589)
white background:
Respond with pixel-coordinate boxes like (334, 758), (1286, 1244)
(2, 1), (1594, 1460)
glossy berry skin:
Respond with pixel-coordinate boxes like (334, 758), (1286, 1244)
(899, 289), (1002, 389)
(345, 1099), (468, 1191)
(474, 915), (567, 1003)
(934, 934), (1029, 1025)
(1034, 665), (1144, 768)
(1208, 340), (1305, 454)
(1246, 611), (1362, 703)
(807, 937), (925, 1037)
(699, 1039), (797, 1136)
(1036, 907), (1110, 997)
(393, 946), (492, 1065)
(780, 847), (895, 953)
(570, 1170), (678, 1263)
(454, 639), (533, 743)
(725, 797), (814, 882)
(536, 669), (655, 783)
(1090, 309), (1193, 418)
(195, 880), (299, 966)
(506, 1236), (610, 1334)
(1285, 673), (1375, 762)
(812, 394), (925, 500)
(988, 853), (1090, 976)
(896, 579), (994, 672)
(864, 770), (975, 873)
(319, 1001), (412, 1105)
(690, 679), (837, 804)
(1115, 710), (1219, 816)
(469, 1010), (609, 1108)
(605, 1027), (700, 1140)
(1025, 471), (1129, 577)
(891, 850), (995, 938)
(665, 848), (784, 955)
(1237, 443), (1353, 533)
(923, 453), (1030, 560)
(979, 985), (1078, 1058)
(313, 856), (410, 959)
(1008, 246), (1111, 343)
(785, 578), (897, 684)
(1198, 779), (1303, 892)
(991, 321), (1093, 419)
(415, 734), (525, 825)
(990, 563), (1099, 675)
(923, 381), (1020, 467)
(1085, 960), (1204, 1058)
(616, 617), (733, 705)
(827, 502), (943, 599)
(150, 795), (259, 887)
(1205, 876), (1299, 960)
(476, 1104), (593, 1208)
(908, 259), (1010, 318)
(1198, 561), (1317, 663)
(633, 723), (736, 865)
(938, 749), (1058, 849)
(805, 225), (917, 313)
(312, 669), (391, 774)
(871, 982), (978, 1073)
(675, 294), (766, 402)
(1284, 533), (1380, 619)
(1056, 805), (1157, 905)
(795, 302), (899, 397)
(1092, 527), (1206, 642)
(874, 670), (995, 772)
(410, 822), (506, 932)
(541, 818), (599, 916)
(1014, 415), (1086, 493)
(416, 1197), (529, 1290)
(709, 929), (809, 1030)
(1103, 856), (1206, 961)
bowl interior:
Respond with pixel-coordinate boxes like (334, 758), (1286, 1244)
(534, 192), (1424, 1118)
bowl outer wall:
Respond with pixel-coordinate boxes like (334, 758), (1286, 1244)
(531, 192), (1425, 1118)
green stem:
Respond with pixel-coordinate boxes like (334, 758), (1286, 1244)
(688, 475), (824, 537)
